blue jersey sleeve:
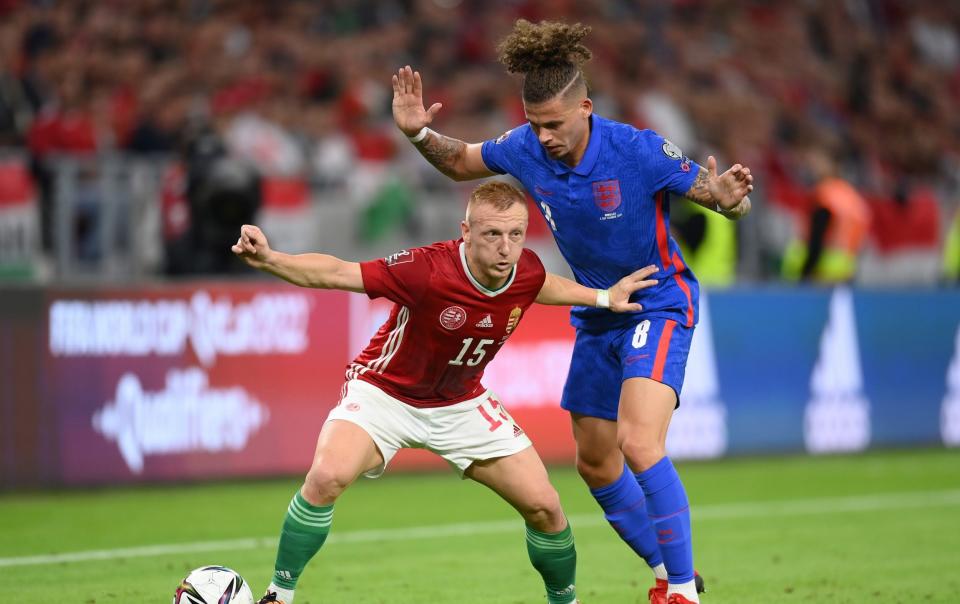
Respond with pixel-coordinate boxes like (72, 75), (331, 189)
(638, 130), (700, 196)
(480, 126), (525, 176)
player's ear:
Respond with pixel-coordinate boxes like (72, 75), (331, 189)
(580, 97), (593, 118)
(460, 220), (470, 242)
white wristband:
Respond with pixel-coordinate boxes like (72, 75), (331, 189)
(596, 289), (610, 309)
(407, 127), (431, 143)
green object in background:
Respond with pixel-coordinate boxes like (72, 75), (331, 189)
(2, 448), (958, 603)
(945, 210), (960, 282)
(0, 264), (33, 280)
(674, 202), (737, 287)
(782, 239), (858, 283)
(359, 179), (415, 243)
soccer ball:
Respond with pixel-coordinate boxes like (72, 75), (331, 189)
(173, 565), (255, 604)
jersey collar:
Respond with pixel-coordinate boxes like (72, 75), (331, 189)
(545, 113), (603, 176)
(459, 241), (517, 297)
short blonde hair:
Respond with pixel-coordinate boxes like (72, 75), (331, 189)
(467, 181), (528, 216)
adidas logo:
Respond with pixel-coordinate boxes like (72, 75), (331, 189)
(475, 314), (493, 328)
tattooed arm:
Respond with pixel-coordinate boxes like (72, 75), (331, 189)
(392, 65), (494, 181)
(413, 134), (493, 181)
(683, 156), (754, 220)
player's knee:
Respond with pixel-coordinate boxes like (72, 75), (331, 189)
(303, 464), (351, 504)
(575, 455), (622, 488)
(619, 439), (665, 472)
(520, 487), (565, 532)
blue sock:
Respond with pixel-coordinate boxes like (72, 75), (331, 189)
(636, 457), (694, 583)
(589, 464), (663, 568)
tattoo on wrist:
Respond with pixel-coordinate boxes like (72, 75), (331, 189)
(685, 167), (712, 203)
(418, 133), (466, 178)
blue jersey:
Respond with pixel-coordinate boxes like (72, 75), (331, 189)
(481, 114), (701, 330)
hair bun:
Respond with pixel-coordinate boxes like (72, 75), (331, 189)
(497, 19), (592, 75)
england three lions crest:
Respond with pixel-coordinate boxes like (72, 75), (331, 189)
(593, 180), (623, 220)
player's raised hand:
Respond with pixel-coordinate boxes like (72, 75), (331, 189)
(706, 155), (754, 212)
(608, 265), (659, 312)
(231, 224), (273, 269)
(392, 65), (443, 138)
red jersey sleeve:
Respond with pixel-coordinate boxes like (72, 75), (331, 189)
(359, 247), (430, 307)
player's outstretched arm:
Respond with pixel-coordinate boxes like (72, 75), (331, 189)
(536, 265), (659, 312)
(684, 155), (753, 220)
(231, 224), (365, 293)
(392, 65), (494, 182)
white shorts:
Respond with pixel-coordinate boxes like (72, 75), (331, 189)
(326, 379), (533, 478)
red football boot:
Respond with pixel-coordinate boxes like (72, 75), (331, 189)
(666, 594), (697, 604)
(652, 571), (705, 603)
(648, 578), (668, 604)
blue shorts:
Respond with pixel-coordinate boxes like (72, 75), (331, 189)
(560, 317), (694, 421)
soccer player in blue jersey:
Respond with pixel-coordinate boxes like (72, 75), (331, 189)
(392, 20), (752, 604)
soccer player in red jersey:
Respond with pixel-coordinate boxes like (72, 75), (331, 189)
(233, 182), (660, 604)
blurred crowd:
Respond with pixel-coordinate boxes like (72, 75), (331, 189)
(0, 0), (958, 282)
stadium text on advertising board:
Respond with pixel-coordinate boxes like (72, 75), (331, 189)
(92, 368), (269, 473)
(48, 291), (310, 366)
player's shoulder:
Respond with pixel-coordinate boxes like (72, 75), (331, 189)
(518, 247), (546, 274)
(382, 240), (455, 269)
(489, 123), (535, 149)
(606, 122), (688, 167)
(594, 115), (657, 142)
(595, 115), (646, 157)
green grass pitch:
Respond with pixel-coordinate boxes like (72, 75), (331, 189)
(1, 448), (958, 603)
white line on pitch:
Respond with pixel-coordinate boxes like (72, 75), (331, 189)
(1, 488), (958, 568)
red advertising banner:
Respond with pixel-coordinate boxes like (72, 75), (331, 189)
(44, 283), (351, 485)
(4, 283), (579, 488)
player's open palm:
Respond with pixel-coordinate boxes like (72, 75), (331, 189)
(392, 65), (442, 137)
(706, 155), (753, 209)
(608, 265), (659, 312)
(231, 224), (272, 269)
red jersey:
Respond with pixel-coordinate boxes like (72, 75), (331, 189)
(351, 239), (547, 407)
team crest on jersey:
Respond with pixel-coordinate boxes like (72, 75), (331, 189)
(385, 249), (414, 266)
(504, 307), (522, 336)
(439, 306), (467, 330)
(495, 128), (513, 144)
(593, 179), (623, 220)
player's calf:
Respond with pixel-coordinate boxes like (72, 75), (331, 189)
(526, 522), (578, 604)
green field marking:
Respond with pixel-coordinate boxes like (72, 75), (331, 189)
(2, 487), (957, 568)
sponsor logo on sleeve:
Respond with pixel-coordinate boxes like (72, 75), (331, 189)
(385, 249), (414, 266)
(662, 139), (683, 160)
(495, 129), (513, 144)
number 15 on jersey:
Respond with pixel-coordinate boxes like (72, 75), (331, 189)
(449, 337), (495, 367)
